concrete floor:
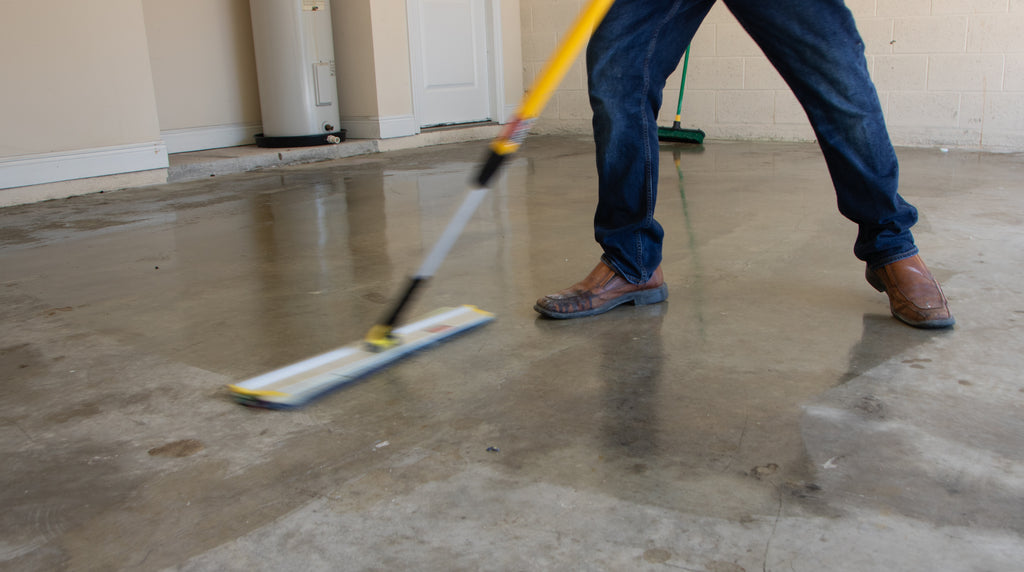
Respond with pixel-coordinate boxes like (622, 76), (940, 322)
(1, 136), (1022, 571)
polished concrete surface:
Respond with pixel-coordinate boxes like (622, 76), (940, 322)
(1, 136), (1022, 571)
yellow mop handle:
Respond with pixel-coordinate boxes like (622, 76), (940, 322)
(488, 0), (615, 158)
(368, 0), (616, 350)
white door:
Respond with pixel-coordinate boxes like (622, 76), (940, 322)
(407, 0), (492, 128)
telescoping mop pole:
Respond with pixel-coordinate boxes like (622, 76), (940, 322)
(364, 0), (618, 349)
(228, 0), (619, 408)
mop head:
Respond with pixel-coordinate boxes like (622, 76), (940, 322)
(658, 124), (706, 144)
(228, 305), (494, 408)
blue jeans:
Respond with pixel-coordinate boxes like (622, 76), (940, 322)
(588, 0), (919, 284)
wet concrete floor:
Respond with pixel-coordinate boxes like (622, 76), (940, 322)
(1, 136), (1023, 571)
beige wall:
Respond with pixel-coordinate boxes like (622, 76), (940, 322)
(0, 1), (162, 157)
(334, 1), (380, 120)
(0, 0), (167, 206)
(371, 0), (417, 119)
(142, 0), (262, 152)
(333, 0), (417, 138)
(0, 0), (523, 206)
(521, 0), (1024, 151)
(499, 0), (524, 119)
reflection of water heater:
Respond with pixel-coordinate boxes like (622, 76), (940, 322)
(250, 0), (346, 147)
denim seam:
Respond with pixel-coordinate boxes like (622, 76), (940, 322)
(634, 0), (685, 284)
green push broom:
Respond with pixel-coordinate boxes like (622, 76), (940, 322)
(658, 45), (705, 144)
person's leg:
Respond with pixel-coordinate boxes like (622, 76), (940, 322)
(723, 0), (952, 327)
(722, 0), (911, 265)
(535, 0), (715, 320)
(588, 0), (715, 283)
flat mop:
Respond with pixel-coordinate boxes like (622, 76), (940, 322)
(228, 0), (618, 408)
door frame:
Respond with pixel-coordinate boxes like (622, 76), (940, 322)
(405, 0), (507, 129)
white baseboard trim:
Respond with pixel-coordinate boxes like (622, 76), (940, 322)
(340, 115), (419, 140)
(379, 114), (419, 139)
(1, 141), (169, 190)
(162, 123), (263, 154)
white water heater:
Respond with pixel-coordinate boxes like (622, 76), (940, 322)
(249, 0), (345, 147)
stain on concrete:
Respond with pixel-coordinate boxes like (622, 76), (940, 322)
(706, 560), (747, 572)
(854, 395), (886, 419)
(148, 439), (205, 458)
(46, 402), (102, 424)
(0, 343), (45, 383)
(749, 463), (779, 480)
(642, 547), (671, 563)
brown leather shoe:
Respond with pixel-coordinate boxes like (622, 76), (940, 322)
(535, 261), (668, 319)
(866, 254), (954, 329)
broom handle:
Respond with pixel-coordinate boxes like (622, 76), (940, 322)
(369, 0), (617, 340)
(673, 45), (691, 123)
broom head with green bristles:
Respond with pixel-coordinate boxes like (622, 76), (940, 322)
(658, 119), (705, 144)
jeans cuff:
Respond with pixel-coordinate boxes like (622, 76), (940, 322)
(599, 254), (634, 284)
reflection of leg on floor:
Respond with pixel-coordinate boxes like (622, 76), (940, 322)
(598, 303), (667, 459)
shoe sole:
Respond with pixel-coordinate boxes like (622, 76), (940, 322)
(534, 284), (668, 319)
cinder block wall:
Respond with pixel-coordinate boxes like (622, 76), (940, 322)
(520, 0), (1024, 151)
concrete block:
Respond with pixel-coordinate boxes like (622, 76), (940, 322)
(959, 93), (987, 129)
(887, 92), (961, 126)
(556, 90), (592, 121)
(559, 58), (586, 92)
(665, 48), (704, 91)
(774, 90), (810, 126)
(744, 58), (787, 90)
(872, 55), (928, 91)
(688, 57), (744, 90)
(519, 3), (532, 34)
(710, 123), (815, 141)
(928, 54), (1005, 91)
(539, 91), (560, 121)
(521, 32), (558, 64)
(690, 25), (717, 56)
(523, 62), (542, 93)
(878, 91), (892, 118)
(529, 0), (583, 34)
(716, 21), (761, 57)
(858, 18), (896, 55)
(1005, 53), (1024, 91)
(847, 0), (878, 18)
(877, 0), (932, 17)
(932, 0), (1012, 14)
(982, 127), (1024, 149)
(659, 89), (716, 127)
(966, 13), (1024, 52)
(717, 90), (775, 124)
(703, 2), (737, 24)
(892, 17), (968, 53)
(889, 125), (983, 147)
(983, 92), (1024, 130)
